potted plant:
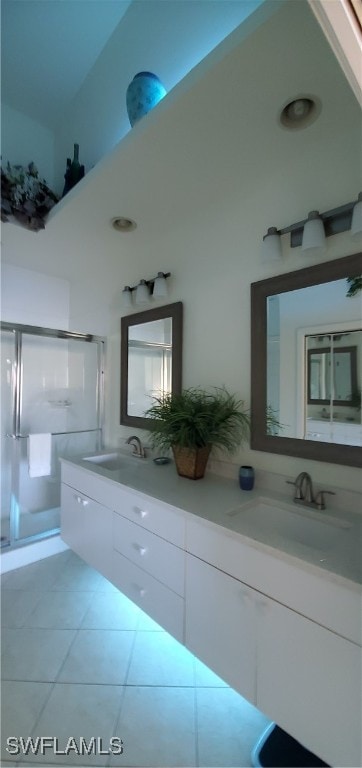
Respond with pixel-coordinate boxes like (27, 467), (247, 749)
(145, 386), (250, 479)
(1, 161), (59, 232)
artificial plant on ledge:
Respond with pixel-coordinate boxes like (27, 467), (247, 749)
(1, 161), (59, 232)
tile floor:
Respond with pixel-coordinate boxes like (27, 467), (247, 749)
(1, 549), (270, 767)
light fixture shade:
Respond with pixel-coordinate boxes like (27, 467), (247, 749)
(122, 286), (133, 308)
(301, 211), (325, 251)
(135, 279), (149, 305)
(351, 193), (362, 236)
(261, 227), (282, 262)
(153, 272), (168, 297)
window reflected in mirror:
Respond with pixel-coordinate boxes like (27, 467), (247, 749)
(127, 318), (172, 417)
(265, 276), (361, 448)
(306, 330), (361, 445)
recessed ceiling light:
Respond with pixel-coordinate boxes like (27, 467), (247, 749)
(111, 217), (137, 232)
(279, 95), (321, 130)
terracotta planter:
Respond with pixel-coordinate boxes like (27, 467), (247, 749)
(172, 445), (211, 480)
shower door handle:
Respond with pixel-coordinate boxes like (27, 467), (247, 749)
(6, 433), (28, 439)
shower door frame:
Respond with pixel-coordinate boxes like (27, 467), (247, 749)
(1, 321), (105, 550)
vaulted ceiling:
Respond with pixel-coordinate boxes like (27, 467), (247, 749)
(1, 0), (262, 131)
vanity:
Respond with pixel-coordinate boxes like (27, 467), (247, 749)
(60, 453), (362, 768)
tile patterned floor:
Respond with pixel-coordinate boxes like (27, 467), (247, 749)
(1, 550), (270, 767)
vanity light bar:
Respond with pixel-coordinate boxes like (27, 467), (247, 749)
(263, 194), (362, 254)
(122, 272), (171, 307)
(282, 199), (358, 247)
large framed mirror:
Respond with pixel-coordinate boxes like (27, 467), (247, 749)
(251, 252), (362, 467)
(120, 301), (183, 429)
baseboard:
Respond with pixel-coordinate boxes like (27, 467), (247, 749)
(0, 534), (69, 574)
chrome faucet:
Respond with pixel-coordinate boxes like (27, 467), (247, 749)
(287, 472), (335, 510)
(296, 471), (314, 503)
(125, 435), (146, 458)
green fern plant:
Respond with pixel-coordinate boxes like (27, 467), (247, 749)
(145, 386), (250, 454)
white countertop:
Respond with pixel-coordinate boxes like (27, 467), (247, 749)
(61, 452), (362, 588)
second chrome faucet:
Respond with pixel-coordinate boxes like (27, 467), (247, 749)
(287, 471), (335, 511)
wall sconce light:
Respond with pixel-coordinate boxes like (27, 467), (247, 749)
(351, 192), (362, 236)
(122, 286), (133, 308)
(153, 271), (169, 297)
(301, 210), (325, 251)
(135, 279), (150, 305)
(262, 193), (362, 260)
(261, 227), (283, 262)
(122, 272), (171, 308)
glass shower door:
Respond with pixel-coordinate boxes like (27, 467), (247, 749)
(16, 333), (102, 542)
(1, 330), (16, 546)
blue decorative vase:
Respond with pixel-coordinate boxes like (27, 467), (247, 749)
(239, 465), (255, 491)
(126, 72), (167, 127)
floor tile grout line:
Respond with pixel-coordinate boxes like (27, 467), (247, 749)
(193, 658), (199, 768)
(105, 685), (127, 768)
(1, 672), (228, 688)
(52, 603), (97, 684)
(27, 680), (58, 741)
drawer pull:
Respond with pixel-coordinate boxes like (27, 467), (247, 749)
(133, 583), (146, 597)
(134, 544), (147, 556)
(74, 494), (89, 507)
(134, 507), (148, 519)
(240, 589), (251, 602)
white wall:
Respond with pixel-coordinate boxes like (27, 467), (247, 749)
(1, 104), (55, 190)
(103, 209), (362, 492)
(1, 263), (69, 329)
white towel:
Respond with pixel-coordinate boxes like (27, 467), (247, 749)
(28, 433), (52, 477)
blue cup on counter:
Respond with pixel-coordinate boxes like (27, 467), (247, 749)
(239, 465), (255, 491)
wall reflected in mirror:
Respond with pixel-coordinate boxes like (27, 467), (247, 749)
(266, 278), (362, 448)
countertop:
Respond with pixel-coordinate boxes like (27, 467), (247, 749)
(61, 452), (362, 588)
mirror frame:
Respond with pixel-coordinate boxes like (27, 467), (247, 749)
(250, 252), (362, 468)
(120, 301), (183, 429)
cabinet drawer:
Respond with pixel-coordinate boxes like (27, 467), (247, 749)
(61, 463), (119, 509)
(112, 550), (184, 642)
(61, 462), (185, 547)
(114, 488), (185, 547)
(113, 514), (185, 596)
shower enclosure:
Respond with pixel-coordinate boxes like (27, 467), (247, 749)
(1, 322), (105, 550)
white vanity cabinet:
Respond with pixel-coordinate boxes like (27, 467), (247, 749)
(60, 461), (186, 642)
(185, 552), (256, 703)
(60, 459), (361, 767)
(258, 598), (362, 768)
(185, 520), (362, 768)
(60, 474), (113, 582)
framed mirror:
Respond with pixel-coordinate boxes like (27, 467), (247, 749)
(251, 252), (362, 467)
(120, 301), (183, 429)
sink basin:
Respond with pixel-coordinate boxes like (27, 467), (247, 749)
(227, 497), (352, 553)
(82, 453), (134, 471)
